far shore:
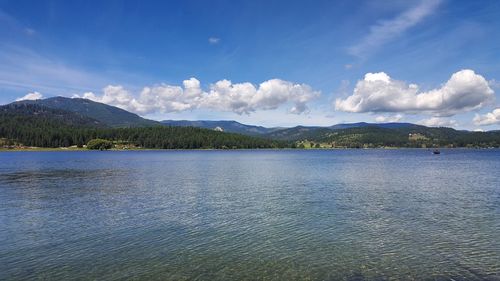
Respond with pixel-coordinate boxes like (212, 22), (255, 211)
(1, 147), (498, 152)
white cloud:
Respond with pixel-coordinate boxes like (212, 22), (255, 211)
(208, 37), (220, 44)
(75, 78), (320, 115)
(375, 114), (403, 123)
(16, 91), (43, 101)
(335, 69), (494, 116)
(24, 28), (35, 36)
(417, 117), (458, 127)
(473, 108), (500, 126)
(349, 0), (442, 57)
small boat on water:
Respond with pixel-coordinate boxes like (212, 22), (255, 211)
(433, 149), (441, 155)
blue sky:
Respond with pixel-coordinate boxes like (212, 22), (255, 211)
(1, 0), (499, 129)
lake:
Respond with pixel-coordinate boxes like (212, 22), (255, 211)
(1, 149), (499, 280)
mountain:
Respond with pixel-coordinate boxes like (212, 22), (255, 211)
(15, 97), (160, 128)
(160, 120), (419, 140)
(264, 122), (419, 141)
(262, 126), (327, 141)
(3, 97), (499, 148)
(0, 103), (285, 149)
(161, 120), (281, 135)
(289, 125), (500, 148)
(262, 122), (500, 148)
(329, 122), (416, 130)
(0, 103), (107, 128)
(0, 103), (107, 147)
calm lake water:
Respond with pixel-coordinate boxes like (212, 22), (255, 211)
(1, 149), (499, 280)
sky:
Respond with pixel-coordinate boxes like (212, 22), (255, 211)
(1, 0), (500, 130)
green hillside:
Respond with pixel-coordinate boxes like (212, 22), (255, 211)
(15, 97), (160, 128)
(2, 98), (500, 149)
(161, 120), (281, 135)
(299, 126), (500, 148)
(0, 103), (286, 149)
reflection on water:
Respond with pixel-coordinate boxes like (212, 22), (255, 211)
(1, 150), (499, 280)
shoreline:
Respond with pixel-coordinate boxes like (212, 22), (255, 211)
(1, 147), (498, 152)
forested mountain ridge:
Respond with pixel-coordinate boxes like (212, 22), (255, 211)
(2, 97), (500, 149)
(329, 122), (416, 130)
(0, 103), (286, 149)
(1, 103), (106, 128)
(1, 103), (106, 147)
(159, 120), (417, 137)
(15, 96), (160, 128)
(161, 120), (282, 135)
(296, 126), (500, 148)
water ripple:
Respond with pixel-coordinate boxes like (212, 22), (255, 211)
(0, 149), (499, 280)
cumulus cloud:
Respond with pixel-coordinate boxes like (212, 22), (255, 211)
(349, 0), (442, 57)
(75, 78), (320, 115)
(16, 91), (43, 101)
(335, 69), (494, 116)
(375, 114), (403, 123)
(473, 108), (500, 126)
(417, 117), (458, 127)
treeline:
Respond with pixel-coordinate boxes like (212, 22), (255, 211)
(314, 126), (500, 148)
(0, 104), (288, 149)
(2, 104), (500, 149)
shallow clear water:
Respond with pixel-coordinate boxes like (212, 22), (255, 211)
(0, 149), (499, 280)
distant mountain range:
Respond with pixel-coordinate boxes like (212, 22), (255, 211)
(9, 97), (430, 138)
(3, 97), (500, 148)
(329, 122), (416, 130)
(160, 120), (282, 136)
(161, 120), (425, 141)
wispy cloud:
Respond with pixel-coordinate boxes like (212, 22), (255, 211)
(208, 37), (220, 44)
(348, 0), (442, 57)
(23, 28), (35, 36)
(0, 9), (16, 26)
(1, 9), (36, 37)
(0, 44), (113, 95)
